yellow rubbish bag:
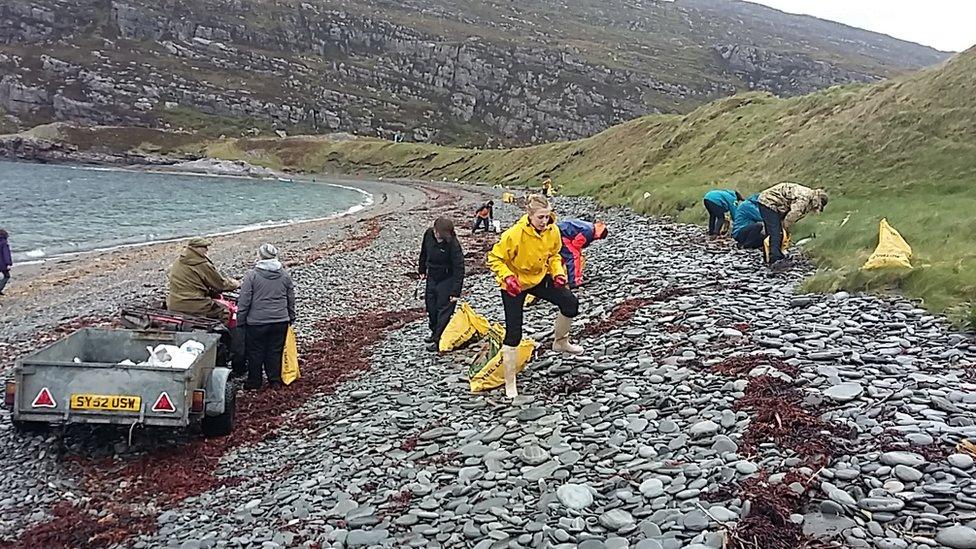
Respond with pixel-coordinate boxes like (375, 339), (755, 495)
(502, 192), (516, 203)
(281, 326), (300, 385)
(862, 218), (913, 270)
(469, 324), (535, 392)
(439, 301), (490, 352)
(763, 231), (791, 264)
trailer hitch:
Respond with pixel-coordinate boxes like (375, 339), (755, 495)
(128, 404), (147, 447)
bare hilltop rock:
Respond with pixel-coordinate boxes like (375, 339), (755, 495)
(0, 0), (949, 146)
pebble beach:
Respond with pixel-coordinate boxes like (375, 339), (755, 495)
(0, 180), (975, 549)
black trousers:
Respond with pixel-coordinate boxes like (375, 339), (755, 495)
(703, 199), (726, 235)
(229, 326), (247, 375)
(245, 322), (289, 386)
(425, 278), (458, 344)
(473, 217), (491, 232)
(0, 269), (8, 294)
(502, 275), (579, 347)
(734, 223), (766, 250)
(759, 203), (786, 263)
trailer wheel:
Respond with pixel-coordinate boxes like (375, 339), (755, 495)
(201, 380), (237, 437)
(11, 419), (48, 435)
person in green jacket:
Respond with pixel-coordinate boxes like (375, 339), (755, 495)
(167, 238), (240, 323)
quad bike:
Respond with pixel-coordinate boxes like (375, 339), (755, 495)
(120, 293), (246, 377)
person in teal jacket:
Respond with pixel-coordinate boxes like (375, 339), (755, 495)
(703, 189), (743, 236)
(732, 194), (765, 249)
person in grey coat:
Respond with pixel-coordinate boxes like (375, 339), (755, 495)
(238, 244), (296, 390)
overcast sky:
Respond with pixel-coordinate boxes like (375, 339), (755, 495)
(748, 0), (976, 52)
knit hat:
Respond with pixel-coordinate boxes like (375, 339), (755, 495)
(259, 243), (278, 259)
(188, 237), (212, 248)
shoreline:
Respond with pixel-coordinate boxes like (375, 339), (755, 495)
(12, 180), (376, 267)
(0, 174), (486, 342)
(5, 160), (381, 268)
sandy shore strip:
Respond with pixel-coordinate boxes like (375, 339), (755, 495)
(0, 176), (489, 343)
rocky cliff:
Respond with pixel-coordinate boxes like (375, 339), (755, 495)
(0, 0), (950, 145)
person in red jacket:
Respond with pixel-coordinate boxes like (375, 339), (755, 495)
(472, 200), (494, 233)
(557, 219), (609, 289)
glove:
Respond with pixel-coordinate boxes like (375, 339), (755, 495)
(554, 275), (568, 288)
(504, 276), (522, 297)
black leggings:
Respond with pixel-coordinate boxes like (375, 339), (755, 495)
(759, 203), (786, 263)
(473, 217), (490, 232)
(502, 275), (579, 346)
(245, 322), (289, 386)
(425, 278), (458, 343)
(734, 222), (765, 250)
(703, 199), (726, 235)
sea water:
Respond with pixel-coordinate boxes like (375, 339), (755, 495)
(0, 160), (371, 263)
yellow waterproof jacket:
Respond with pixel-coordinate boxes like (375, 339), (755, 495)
(167, 246), (237, 318)
(758, 183), (827, 230)
(487, 214), (566, 290)
(542, 179), (555, 197)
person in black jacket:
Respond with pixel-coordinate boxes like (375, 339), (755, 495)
(419, 217), (465, 352)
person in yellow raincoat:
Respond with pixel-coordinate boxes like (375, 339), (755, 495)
(541, 176), (555, 198)
(487, 194), (582, 399)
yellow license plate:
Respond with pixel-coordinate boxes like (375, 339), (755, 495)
(70, 394), (142, 412)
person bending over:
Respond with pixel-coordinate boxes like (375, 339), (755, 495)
(757, 183), (828, 269)
(472, 201), (494, 233)
(557, 218), (609, 288)
(731, 194), (765, 249)
(703, 189), (743, 237)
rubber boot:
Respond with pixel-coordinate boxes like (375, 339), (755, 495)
(552, 313), (584, 355)
(502, 345), (519, 398)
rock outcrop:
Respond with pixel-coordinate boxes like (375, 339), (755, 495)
(0, 0), (949, 146)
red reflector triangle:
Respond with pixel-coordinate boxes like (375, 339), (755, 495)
(151, 392), (176, 413)
(32, 388), (57, 408)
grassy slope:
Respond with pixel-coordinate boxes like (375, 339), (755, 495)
(94, 47), (976, 318)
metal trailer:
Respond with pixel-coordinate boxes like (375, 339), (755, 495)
(3, 328), (237, 441)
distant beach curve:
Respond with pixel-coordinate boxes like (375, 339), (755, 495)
(0, 160), (371, 264)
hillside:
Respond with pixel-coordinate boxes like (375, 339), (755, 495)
(193, 47), (976, 319)
(0, 0), (949, 146)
